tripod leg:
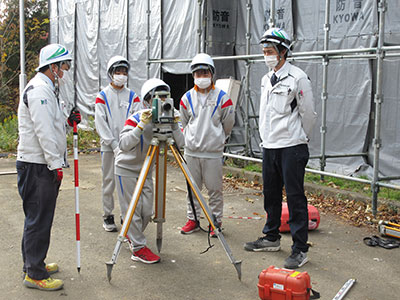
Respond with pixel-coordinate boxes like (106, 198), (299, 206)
(168, 143), (242, 280)
(154, 141), (167, 252)
(106, 144), (157, 282)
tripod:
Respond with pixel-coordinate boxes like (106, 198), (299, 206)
(106, 127), (242, 281)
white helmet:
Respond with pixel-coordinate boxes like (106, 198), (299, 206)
(36, 44), (72, 71)
(107, 55), (130, 80)
(260, 27), (291, 50)
(141, 78), (170, 102)
(190, 53), (215, 74)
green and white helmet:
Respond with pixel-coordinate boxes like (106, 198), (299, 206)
(260, 27), (291, 50)
(36, 44), (72, 71)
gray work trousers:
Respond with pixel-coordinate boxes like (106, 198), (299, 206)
(101, 151), (117, 217)
(116, 174), (153, 251)
(184, 155), (224, 224)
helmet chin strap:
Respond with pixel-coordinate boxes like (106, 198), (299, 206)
(271, 43), (287, 68)
(50, 63), (61, 98)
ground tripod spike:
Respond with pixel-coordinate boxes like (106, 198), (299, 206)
(169, 142), (243, 280)
(106, 261), (114, 282)
(156, 223), (163, 252)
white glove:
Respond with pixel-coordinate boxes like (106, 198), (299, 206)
(140, 109), (152, 125)
(113, 146), (120, 157)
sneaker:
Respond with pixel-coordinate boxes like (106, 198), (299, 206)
(125, 236), (134, 253)
(23, 274), (64, 291)
(131, 246), (160, 264)
(209, 223), (222, 238)
(243, 236), (281, 252)
(103, 215), (117, 232)
(284, 251), (309, 269)
(22, 263), (59, 280)
(180, 219), (200, 234)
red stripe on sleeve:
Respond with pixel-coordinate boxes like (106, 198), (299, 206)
(96, 97), (105, 104)
(221, 99), (233, 109)
(125, 119), (137, 127)
(134, 96), (140, 103)
(180, 99), (187, 110)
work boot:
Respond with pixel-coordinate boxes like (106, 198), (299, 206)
(45, 263), (59, 275)
(23, 274), (64, 291)
(180, 219), (200, 234)
(22, 263), (59, 280)
(244, 236), (281, 252)
(284, 251), (308, 269)
(131, 246), (160, 264)
(103, 215), (117, 232)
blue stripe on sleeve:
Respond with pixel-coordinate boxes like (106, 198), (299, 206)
(100, 91), (112, 119)
(127, 90), (134, 119)
(186, 91), (195, 118)
(211, 90), (226, 118)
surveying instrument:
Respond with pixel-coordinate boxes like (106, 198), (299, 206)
(106, 91), (242, 281)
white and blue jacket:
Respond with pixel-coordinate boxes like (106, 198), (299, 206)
(95, 84), (142, 152)
(179, 85), (235, 158)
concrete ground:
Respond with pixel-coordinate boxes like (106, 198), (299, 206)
(0, 153), (399, 300)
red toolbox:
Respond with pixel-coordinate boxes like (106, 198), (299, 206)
(266, 202), (320, 233)
(258, 266), (319, 300)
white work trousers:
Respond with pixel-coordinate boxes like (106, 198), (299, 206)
(101, 151), (117, 217)
(185, 156), (223, 224)
(116, 175), (153, 251)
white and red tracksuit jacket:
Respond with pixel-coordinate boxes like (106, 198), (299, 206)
(179, 85), (235, 158)
(95, 85), (142, 152)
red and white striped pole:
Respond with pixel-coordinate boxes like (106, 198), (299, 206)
(73, 121), (81, 273)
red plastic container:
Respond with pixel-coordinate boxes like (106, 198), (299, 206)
(258, 266), (313, 300)
(266, 202), (320, 233)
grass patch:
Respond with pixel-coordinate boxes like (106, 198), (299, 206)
(0, 115), (19, 152)
(66, 117), (100, 151)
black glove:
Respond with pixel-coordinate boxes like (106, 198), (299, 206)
(68, 107), (81, 126)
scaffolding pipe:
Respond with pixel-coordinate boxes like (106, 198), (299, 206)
(372, 0), (386, 215)
(197, 0), (202, 53)
(19, 0), (27, 94)
(310, 153), (367, 159)
(268, 0), (275, 28)
(160, 0), (164, 78)
(320, 0), (331, 179)
(148, 45), (395, 64)
(145, 0), (151, 78)
(244, 0), (252, 155)
(0, 171), (17, 176)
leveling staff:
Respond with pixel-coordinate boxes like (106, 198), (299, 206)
(115, 78), (184, 264)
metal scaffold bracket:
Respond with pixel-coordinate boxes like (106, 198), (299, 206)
(374, 94), (383, 104)
(373, 138), (381, 149)
(378, 0), (387, 13)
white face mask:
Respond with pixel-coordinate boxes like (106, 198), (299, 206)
(194, 77), (212, 89)
(264, 55), (279, 69)
(113, 74), (128, 87)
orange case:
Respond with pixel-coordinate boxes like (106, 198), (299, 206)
(258, 266), (313, 300)
(266, 203), (320, 233)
